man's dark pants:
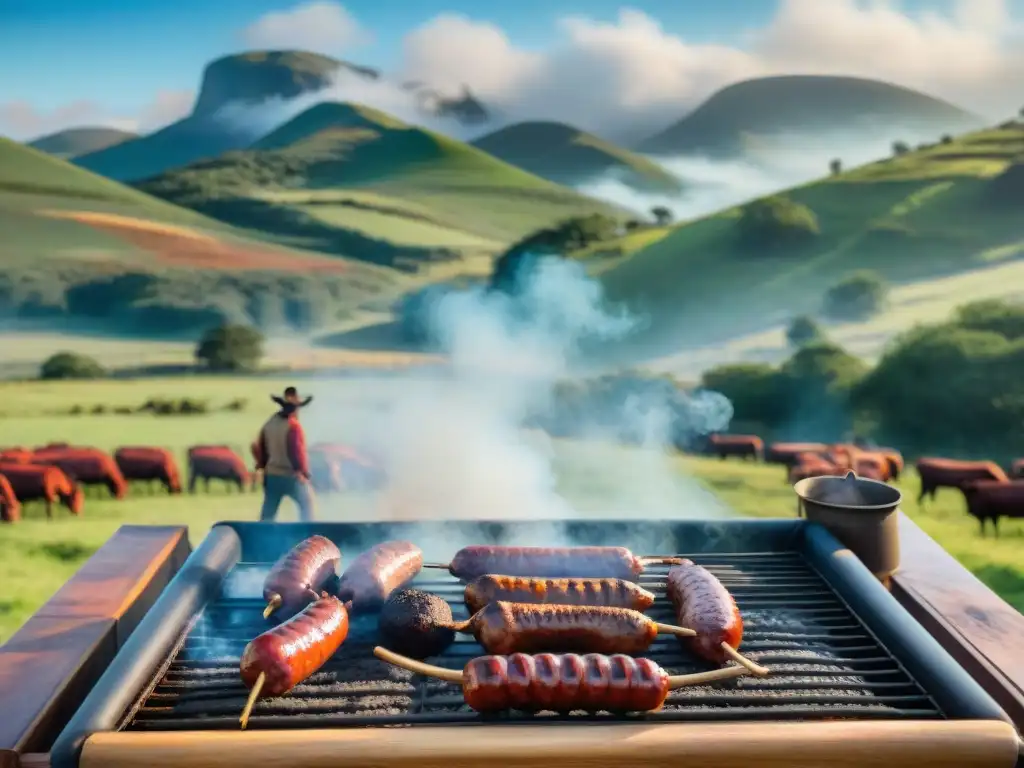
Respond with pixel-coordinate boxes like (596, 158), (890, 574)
(260, 473), (315, 522)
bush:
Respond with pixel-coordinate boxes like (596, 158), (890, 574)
(786, 315), (824, 347)
(822, 271), (888, 320)
(892, 141), (910, 156)
(195, 324), (265, 372)
(736, 196), (820, 249)
(953, 299), (1024, 340)
(700, 363), (789, 426)
(39, 352), (105, 380)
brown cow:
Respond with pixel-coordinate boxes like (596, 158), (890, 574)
(0, 463), (82, 517)
(959, 480), (1024, 536)
(789, 456), (844, 484)
(188, 447), (250, 493)
(114, 447), (182, 494)
(0, 473), (21, 523)
(915, 458), (1009, 505)
(1013, 459), (1024, 478)
(707, 434), (764, 461)
(0, 447), (32, 463)
(766, 442), (830, 467)
(878, 448), (904, 480)
(32, 448), (128, 499)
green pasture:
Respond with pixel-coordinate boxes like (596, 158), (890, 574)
(1, 376), (1021, 642)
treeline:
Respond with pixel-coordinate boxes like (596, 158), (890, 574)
(702, 299), (1024, 458)
(0, 267), (393, 337)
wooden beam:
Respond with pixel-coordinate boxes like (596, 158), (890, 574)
(0, 526), (190, 754)
(891, 512), (1024, 729)
(79, 721), (1020, 768)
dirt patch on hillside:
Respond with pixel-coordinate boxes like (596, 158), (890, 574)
(39, 210), (350, 273)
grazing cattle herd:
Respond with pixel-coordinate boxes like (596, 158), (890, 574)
(706, 434), (1023, 536)
(0, 441), (382, 523)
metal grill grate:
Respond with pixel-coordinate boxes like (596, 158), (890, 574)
(125, 551), (943, 731)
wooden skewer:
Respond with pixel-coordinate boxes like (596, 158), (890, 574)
(657, 622), (697, 638)
(422, 562), (450, 570)
(374, 646), (753, 691)
(721, 643), (770, 677)
(638, 556), (686, 566)
(374, 646), (462, 682)
(239, 672), (266, 730)
(262, 594), (282, 620)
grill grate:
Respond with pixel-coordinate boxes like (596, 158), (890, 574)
(125, 551), (944, 731)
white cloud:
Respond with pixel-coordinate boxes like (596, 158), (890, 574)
(240, 1), (369, 54)
(398, 0), (1024, 142)
(0, 90), (194, 142)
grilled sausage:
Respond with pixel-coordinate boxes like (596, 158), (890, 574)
(441, 545), (681, 581)
(454, 601), (688, 656)
(464, 575), (656, 614)
(240, 594), (350, 697)
(378, 588), (456, 658)
(336, 540), (423, 612)
(263, 535), (341, 619)
(666, 560), (742, 664)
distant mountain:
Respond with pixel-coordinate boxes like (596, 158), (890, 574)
(637, 75), (980, 156)
(28, 127), (138, 158)
(135, 102), (621, 269)
(72, 51), (373, 182)
(472, 121), (683, 193)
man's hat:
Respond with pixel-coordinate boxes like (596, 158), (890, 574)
(271, 386), (313, 408)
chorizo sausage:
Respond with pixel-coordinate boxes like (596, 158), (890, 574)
(336, 540), (423, 612)
(666, 560), (742, 664)
(432, 545), (681, 581)
(240, 594), (349, 701)
(262, 535), (341, 619)
(374, 648), (751, 714)
(464, 575), (656, 613)
(451, 601), (693, 656)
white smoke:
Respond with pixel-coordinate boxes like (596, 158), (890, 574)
(576, 124), (968, 220)
(211, 67), (502, 144)
(304, 256), (732, 526)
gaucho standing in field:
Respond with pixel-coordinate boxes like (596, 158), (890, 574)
(255, 387), (316, 521)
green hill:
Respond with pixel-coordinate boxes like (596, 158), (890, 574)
(135, 102), (624, 271)
(29, 127), (138, 158)
(72, 51), (363, 182)
(0, 138), (401, 338)
(471, 121), (683, 193)
(600, 120), (1024, 363)
(638, 75), (980, 157)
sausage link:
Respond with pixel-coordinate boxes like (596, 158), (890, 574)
(464, 575), (655, 614)
(240, 594), (349, 697)
(263, 535), (341, 618)
(336, 540), (423, 612)
(449, 546), (645, 581)
(463, 653), (668, 713)
(666, 560), (742, 664)
(465, 601), (658, 655)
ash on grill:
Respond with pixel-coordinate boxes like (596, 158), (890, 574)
(125, 552), (942, 731)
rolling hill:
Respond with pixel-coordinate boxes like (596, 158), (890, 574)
(71, 51), (367, 182)
(135, 102), (624, 272)
(0, 137), (403, 339)
(471, 121), (683, 193)
(600, 119), (1024, 369)
(638, 75), (980, 157)
(28, 127), (138, 158)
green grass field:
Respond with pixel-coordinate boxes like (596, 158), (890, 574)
(602, 122), (1024, 362)
(2, 375), (1021, 643)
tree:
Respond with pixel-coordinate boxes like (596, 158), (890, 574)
(700, 363), (789, 426)
(892, 141), (910, 156)
(195, 324), (264, 372)
(829, 159), (842, 175)
(651, 206), (672, 226)
(822, 271), (888, 320)
(737, 195), (820, 249)
(940, 134), (953, 144)
(39, 352), (105, 380)
(786, 315), (824, 347)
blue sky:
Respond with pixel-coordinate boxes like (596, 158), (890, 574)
(0, 0), (962, 111)
(0, 0), (1018, 139)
